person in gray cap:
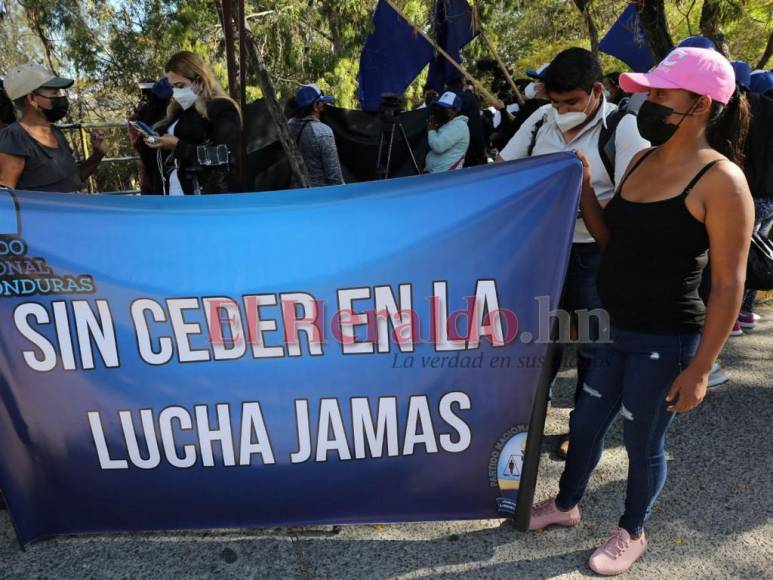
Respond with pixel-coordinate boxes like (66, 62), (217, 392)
(0, 63), (107, 192)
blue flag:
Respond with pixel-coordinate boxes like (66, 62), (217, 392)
(357, 0), (435, 112)
(0, 154), (581, 545)
(427, 0), (478, 91)
(600, 5), (655, 73)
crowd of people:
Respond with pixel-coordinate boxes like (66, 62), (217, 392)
(0, 39), (772, 577)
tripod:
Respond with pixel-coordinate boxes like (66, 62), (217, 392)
(375, 119), (421, 180)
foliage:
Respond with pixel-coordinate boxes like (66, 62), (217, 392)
(1, 0), (770, 190)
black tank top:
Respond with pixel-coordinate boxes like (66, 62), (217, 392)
(598, 149), (719, 334)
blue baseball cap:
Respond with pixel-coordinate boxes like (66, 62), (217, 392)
(731, 61), (752, 90)
(433, 91), (462, 111)
(152, 77), (173, 100)
(750, 70), (773, 94)
(295, 84), (334, 109)
(678, 36), (716, 50)
(526, 63), (550, 80)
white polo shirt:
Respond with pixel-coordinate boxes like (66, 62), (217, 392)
(499, 100), (649, 244)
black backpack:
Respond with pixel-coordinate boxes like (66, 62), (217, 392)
(527, 108), (631, 183)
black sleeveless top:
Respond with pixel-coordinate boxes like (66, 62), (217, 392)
(598, 149), (718, 334)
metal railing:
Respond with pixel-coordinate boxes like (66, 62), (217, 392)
(57, 120), (141, 195)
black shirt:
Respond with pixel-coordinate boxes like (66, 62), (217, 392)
(598, 150), (716, 334)
(151, 99), (242, 194)
(0, 122), (83, 192)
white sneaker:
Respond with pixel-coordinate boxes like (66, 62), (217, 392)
(708, 363), (729, 388)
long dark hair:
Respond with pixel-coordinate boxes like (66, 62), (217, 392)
(705, 87), (750, 166)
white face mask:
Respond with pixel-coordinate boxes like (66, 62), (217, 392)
(552, 92), (596, 132)
(524, 82), (537, 100)
(173, 86), (198, 110)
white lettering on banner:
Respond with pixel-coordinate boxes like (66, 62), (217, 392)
(87, 392), (471, 470)
(12, 281), (512, 371)
(14, 300), (119, 372)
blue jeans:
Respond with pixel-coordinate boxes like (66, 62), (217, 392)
(742, 198), (773, 313)
(555, 326), (701, 536)
(549, 243), (604, 403)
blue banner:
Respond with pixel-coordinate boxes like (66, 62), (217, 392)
(599, 5), (655, 73)
(357, 0), (436, 112)
(426, 0), (479, 91)
(0, 154), (580, 545)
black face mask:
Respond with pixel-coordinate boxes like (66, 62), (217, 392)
(636, 99), (697, 146)
(35, 94), (70, 123)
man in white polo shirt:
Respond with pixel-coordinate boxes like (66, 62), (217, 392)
(498, 47), (649, 458)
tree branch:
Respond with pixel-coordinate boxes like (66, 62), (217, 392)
(756, 31), (773, 70)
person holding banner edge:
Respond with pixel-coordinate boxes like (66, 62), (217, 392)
(497, 47), (650, 460)
(528, 48), (753, 576)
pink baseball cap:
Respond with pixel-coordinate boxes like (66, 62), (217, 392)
(620, 47), (735, 104)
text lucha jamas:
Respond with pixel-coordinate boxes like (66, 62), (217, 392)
(88, 392), (472, 470)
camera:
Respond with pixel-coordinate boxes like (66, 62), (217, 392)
(378, 93), (405, 124)
(196, 144), (230, 167)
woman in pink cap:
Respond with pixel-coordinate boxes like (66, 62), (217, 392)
(527, 47), (754, 575)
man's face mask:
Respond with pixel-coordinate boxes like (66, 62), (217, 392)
(33, 92), (69, 123)
(552, 89), (598, 132)
(636, 98), (699, 146)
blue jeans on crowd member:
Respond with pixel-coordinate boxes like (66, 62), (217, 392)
(548, 243), (604, 404)
(555, 327), (701, 536)
(742, 198), (773, 313)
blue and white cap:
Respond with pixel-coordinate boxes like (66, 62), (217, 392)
(295, 84), (335, 109)
(526, 63), (550, 80)
(433, 91), (462, 111)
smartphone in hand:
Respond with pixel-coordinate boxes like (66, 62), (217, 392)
(129, 120), (159, 138)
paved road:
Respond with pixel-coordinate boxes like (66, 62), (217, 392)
(2, 305), (771, 579)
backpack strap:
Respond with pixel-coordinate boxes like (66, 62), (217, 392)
(295, 120), (311, 144)
(597, 108), (628, 183)
(527, 115), (548, 156)
(449, 154), (466, 171)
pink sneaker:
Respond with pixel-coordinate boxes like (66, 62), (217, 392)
(730, 321), (743, 336)
(738, 312), (757, 330)
(588, 528), (647, 576)
(528, 497), (581, 531)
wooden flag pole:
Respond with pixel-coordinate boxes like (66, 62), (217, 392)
(474, 3), (525, 106)
(480, 32), (525, 106)
(243, 31), (311, 188)
(384, 0), (504, 110)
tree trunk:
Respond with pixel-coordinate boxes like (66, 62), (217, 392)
(572, 0), (599, 58)
(757, 31), (773, 70)
(635, 0), (673, 62)
(243, 32), (312, 189)
(699, 0), (729, 56)
(213, 0), (240, 102)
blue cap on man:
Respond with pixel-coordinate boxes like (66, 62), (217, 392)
(295, 84), (335, 109)
(678, 36), (716, 50)
(750, 70), (773, 94)
(731, 61), (752, 90)
(152, 77), (173, 100)
(433, 91), (462, 112)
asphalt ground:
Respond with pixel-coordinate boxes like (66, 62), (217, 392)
(1, 303), (771, 579)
